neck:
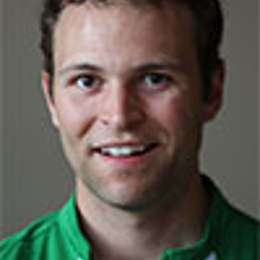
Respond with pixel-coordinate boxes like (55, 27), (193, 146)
(76, 174), (210, 260)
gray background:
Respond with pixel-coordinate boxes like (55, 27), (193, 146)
(1, 0), (259, 237)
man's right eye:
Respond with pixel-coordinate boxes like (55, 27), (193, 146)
(75, 75), (98, 90)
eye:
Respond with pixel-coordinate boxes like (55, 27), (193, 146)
(74, 75), (100, 91)
(144, 72), (169, 89)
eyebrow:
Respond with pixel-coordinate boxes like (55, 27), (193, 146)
(132, 62), (186, 74)
(59, 63), (104, 76)
(58, 60), (186, 77)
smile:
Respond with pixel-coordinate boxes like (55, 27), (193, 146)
(93, 143), (159, 158)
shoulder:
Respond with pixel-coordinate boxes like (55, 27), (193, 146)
(224, 205), (259, 244)
(1, 211), (60, 260)
(219, 205), (259, 259)
(203, 175), (259, 259)
(228, 206), (258, 231)
(215, 192), (259, 258)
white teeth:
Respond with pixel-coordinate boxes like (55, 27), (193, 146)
(101, 146), (147, 156)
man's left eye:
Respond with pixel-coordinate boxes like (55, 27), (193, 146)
(144, 73), (169, 88)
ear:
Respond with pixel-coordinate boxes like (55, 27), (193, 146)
(203, 61), (225, 123)
(42, 71), (60, 128)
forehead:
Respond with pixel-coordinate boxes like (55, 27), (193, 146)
(55, 1), (194, 39)
(53, 2), (196, 71)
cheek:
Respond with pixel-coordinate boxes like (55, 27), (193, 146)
(148, 93), (189, 131)
(55, 96), (95, 138)
(147, 92), (202, 154)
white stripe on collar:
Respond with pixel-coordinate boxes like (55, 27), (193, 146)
(205, 252), (218, 260)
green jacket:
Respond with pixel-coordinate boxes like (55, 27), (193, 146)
(1, 177), (259, 260)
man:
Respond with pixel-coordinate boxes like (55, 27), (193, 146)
(1, 0), (258, 259)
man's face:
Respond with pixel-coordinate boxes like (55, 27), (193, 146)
(43, 3), (222, 210)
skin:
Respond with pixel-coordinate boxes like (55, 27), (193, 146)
(42, 2), (224, 260)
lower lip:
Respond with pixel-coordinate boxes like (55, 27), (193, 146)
(95, 147), (159, 168)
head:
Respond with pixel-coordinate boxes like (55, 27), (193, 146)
(40, 0), (224, 101)
(40, 0), (224, 211)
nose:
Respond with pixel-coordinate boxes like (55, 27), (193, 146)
(99, 84), (145, 130)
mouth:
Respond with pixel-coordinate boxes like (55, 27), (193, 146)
(93, 143), (159, 158)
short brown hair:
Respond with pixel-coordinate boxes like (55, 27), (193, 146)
(40, 0), (224, 100)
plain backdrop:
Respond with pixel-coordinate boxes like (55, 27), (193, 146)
(1, 0), (259, 237)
